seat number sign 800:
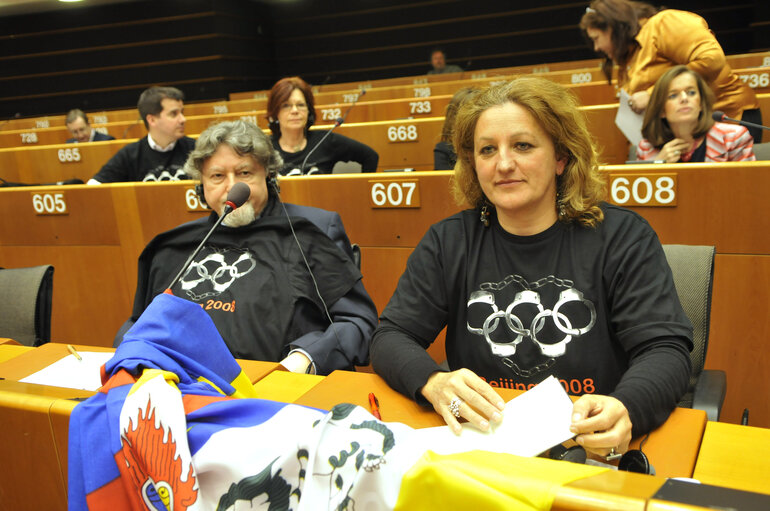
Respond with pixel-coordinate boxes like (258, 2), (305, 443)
(369, 180), (420, 208)
(608, 173), (677, 207)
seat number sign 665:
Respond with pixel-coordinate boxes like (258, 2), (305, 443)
(369, 180), (420, 208)
(608, 173), (677, 206)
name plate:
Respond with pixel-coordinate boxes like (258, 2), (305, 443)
(369, 180), (421, 209)
(185, 187), (209, 211)
(31, 192), (68, 215)
(608, 173), (677, 207)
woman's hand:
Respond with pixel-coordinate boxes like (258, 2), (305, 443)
(660, 138), (691, 163)
(628, 91), (650, 114)
(420, 369), (506, 434)
(570, 394), (633, 459)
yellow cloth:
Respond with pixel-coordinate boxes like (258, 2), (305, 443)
(395, 450), (607, 511)
(252, 371), (324, 402)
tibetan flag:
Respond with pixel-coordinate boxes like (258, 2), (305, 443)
(68, 293), (605, 510)
(68, 294), (422, 510)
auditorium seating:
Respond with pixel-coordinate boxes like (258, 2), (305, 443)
(3, 92), (770, 185)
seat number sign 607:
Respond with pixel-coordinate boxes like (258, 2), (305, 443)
(369, 180), (420, 208)
(607, 173), (677, 207)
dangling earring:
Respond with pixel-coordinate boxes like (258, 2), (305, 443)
(480, 202), (490, 227)
(556, 180), (566, 219)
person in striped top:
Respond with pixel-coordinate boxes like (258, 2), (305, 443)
(637, 65), (755, 163)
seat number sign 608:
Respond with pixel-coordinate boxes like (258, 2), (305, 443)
(608, 173), (677, 207)
(369, 180), (420, 208)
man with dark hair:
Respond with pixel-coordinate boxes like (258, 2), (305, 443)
(428, 49), (463, 75)
(65, 109), (115, 143)
(88, 86), (195, 184)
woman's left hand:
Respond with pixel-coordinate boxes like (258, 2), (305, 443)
(628, 91), (650, 114)
(569, 394), (632, 459)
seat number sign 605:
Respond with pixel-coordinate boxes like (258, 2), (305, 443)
(369, 180), (420, 208)
(31, 192), (68, 215)
(608, 173), (677, 206)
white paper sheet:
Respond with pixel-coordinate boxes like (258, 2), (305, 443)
(19, 352), (114, 391)
(413, 375), (575, 457)
(615, 89), (645, 147)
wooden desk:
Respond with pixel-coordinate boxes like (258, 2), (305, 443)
(0, 379), (87, 511)
(294, 370), (707, 479)
(693, 421), (770, 495)
(0, 342), (282, 387)
(0, 344), (31, 364)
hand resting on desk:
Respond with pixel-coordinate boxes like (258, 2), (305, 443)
(420, 368), (505, 434)
(422, 367), (633, 459)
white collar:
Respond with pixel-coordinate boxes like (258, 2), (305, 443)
(147, 133), (177, 152)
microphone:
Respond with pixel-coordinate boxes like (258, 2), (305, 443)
(712, 110), (770, 132)
(297, 89), (367, 174)
(165, 182), (251, 292)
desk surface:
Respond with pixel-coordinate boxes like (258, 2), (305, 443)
(693, 421), (770, 495)
(0, 342), (282, 388)
(293, 370), (707, 479)
(0, 347), (765, 511)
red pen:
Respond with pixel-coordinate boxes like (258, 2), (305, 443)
(368, 392), (382, 420)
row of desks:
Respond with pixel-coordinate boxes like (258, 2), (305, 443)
(4, 50), (767, 134)
(0, 342), (768, 510)
(0, 164), (768, 427)
(2, 92), (769, 185)
(3, 51), (769, 141)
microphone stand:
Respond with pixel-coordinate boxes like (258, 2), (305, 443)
(298, 89), (367, 174)
(165, 202), (237, 292)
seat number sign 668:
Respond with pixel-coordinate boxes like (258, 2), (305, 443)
(369, 180), (420, 208)
(608, 173), (677, 206)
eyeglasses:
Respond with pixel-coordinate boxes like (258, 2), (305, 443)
(280, 102), (308, 111)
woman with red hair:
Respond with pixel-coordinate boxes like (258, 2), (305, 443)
(266, 77), (379, 175)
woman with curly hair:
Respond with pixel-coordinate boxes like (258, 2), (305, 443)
(371, 76), (692, 460)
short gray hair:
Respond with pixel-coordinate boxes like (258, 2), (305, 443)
(183, 120), (283, 181)
(65, 109), (88, 125)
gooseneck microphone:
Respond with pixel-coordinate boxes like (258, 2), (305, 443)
(712, 110), (770, 132)
(298, 89), (367, 174)
(165, 182), (251, 292)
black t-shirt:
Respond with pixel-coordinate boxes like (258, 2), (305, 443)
(92, 136), (195, 183)
(272, 131), (379, 175)
(372, 203), (692, 435)
(132, 199), (364, 365)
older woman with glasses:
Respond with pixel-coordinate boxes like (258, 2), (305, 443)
(266, 76), (379, 175)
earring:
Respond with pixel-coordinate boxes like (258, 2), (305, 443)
(479, 202), (490, 227)
(556, 189), (566, 218)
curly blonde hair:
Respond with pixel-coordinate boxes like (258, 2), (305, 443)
(451, 76), (606, 227)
